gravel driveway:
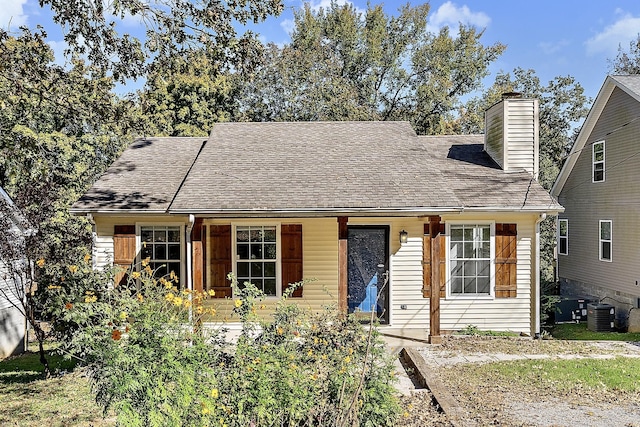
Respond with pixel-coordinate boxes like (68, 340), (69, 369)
(395, 336), (640, 427)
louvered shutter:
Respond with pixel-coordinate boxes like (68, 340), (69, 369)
(281, 224), (303, 297)
(422, 223), (446, 298)
(209, 225), (232, 298)
(495, 223), (517, 298)
(113, 225), (136, 286)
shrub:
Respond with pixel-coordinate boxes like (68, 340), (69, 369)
(56, 265), (400, 426)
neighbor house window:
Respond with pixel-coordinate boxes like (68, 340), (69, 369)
(599, 220), (612, 261)
(592, 141), (605, 182)
(558, 219), (568, 255)
(140, 225), (183, 280)
(449, 224), (492, 295)
(235, 225), (279, 296)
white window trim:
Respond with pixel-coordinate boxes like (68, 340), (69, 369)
(231, 222), (282, 298)
(445, 222), (495, 300)
(592, 140), (605, 183)
(558, 219), (568, 256)
(136, 223), (186, 282)
(599, 219), (612, 262)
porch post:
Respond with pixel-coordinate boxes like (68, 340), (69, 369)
(338, 216), (348, 314)
(191, 218), (204, 294)
(429, 216), (442, 344)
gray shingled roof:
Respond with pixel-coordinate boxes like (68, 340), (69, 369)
(73, 137), (206, 213)
(72, 122), (561, 215)
(609, 75), (640, 97)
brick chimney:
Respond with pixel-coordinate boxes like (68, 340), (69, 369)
(484, 93), (539, 180)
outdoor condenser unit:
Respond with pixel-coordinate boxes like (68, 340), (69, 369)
(587, 303), (615, 332)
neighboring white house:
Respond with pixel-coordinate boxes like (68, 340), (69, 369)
(0, 186), (34, 358)
(72, 96), (563, 341)
(552, 75), (640, 327)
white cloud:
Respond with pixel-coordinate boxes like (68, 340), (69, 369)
(428, 1), (491, 33)
(585, 12), (640, 56)
(0, 0), (28, 30)
(280, 18), (295, 35)
(539, 40), (570, 55)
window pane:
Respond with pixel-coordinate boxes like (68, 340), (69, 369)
(602, 242), (611, 260)
(451, 277), (462, 294)
(463, 227), (473, 241)
(451, 260), (463, 277)
(451, 242), (462, 259)
(463, 261), (476, 276)
(237, 244), (249, 260)
(250, 229), (263, 242)
(451, 227), (463, 241)
(237, 228), (250, 242)
(464, 278), (477, 293)
(594, 170), (604, 181)
(264, 228), (276, 242)
(559, 220), (568, 236)
(482, 227), (490, 241)
(250, 244), (263, 259)
(264, 279), (276, 296)
(167, 228), (180, 242)
(168, 244), (180, 260)
(141, 246), (152, 259)
(154, 229), (166, 242)
(264, 244), (276, 259)
(601, 222), (611, 240)
(237, 262), (249, 277)
(463, 242), (474, 258)
(560, 239), (567, 255)
(264, 262), (276, 277)
(168, 263), (180, 280)
(141, 229), (153, 242)
(478, 241), (490, 258)
(252, 278), (264, 291)
(154, 263), (167, 278)
(251, 262), (263, 277)
(155, 245), (166, 260)
(477, 276), (490, 293)
(477, 260), (490, 277)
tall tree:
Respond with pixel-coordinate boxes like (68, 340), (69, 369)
(610, 33), (640, 74)
(40, 0), (284, 81)
(237, 1), (505, 134)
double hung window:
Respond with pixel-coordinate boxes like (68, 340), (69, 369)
(235, 225), (278, 296)
(599, 220), (612, 261)
(449, 224), (492, 295)
(140, 225), (183, 280)
(558, 219), (568, 255)
(592, 141), (605, 182)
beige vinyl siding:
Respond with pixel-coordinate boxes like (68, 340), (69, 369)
(484, 101), (505, 168)
(558, 87), (640, 297)
(437, 214), (535, 334)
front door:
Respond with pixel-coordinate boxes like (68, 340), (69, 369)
(347, 226), (389, 324)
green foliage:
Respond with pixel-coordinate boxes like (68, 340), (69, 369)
(456, 325), (518, 337)
(58, 269), (400, 427)
(610, 33), (640, 74)
(237, 1), (505, 134)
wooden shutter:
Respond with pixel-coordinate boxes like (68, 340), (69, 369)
(209, 225), (232, 298)
(495, 223), (517, 298)
(422, 223), (446, 298)
(113, 225), (136, 286)
(281, 224), (303, 297)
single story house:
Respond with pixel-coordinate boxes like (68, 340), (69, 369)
(0, 186), (33, 358)
(551, 75), (640, 327)
(72, 95), (562, 341)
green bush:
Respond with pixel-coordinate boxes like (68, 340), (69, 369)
(55, 265), (400, 426)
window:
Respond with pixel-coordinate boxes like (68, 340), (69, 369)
(592, 141), (605, 182)
(235, 225), (278, 296)
(449, 224), (492, 295)
(558, 219), (568, 255)
(599, 220), (612, 261)
(140, 225), (183, 280)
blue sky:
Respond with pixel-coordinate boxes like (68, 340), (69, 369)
(3, 0), (640, 101)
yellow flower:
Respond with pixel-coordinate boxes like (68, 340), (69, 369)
(36, 258), (45, 267)
(201, 404), (211, 415)
(207, 289), (216, 297)
(344, 356), (351, 363)
(47, 285), (61, 290)
(83, 253), (91, 264)
(144, 265), (152, 275)
(173, 296), (183, 306)
(234, 299), (242, 308)
(141, 257), (150, 267)
(211, 388), (219, 399)
(209, 308), (217, 316)
(182, 299), (191, 308)
(84, 295), (97, 303)
(165, 292), (175, 302)
(119, 311), (128, 321)
(137, 293), (144, 302)
(307, 349), (313, 356)
(195, 305), (204, 315)
(277, 326), (284, 335)
(310, 373), (318, 381)
(131, 271), (141, 280)
(68, 265), (78, 274)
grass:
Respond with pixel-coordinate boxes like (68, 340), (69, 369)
(550, 322), (640, 341)
(0, 345), (113, 427)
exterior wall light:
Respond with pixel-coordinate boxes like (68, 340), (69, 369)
(399, 229), (408, 244)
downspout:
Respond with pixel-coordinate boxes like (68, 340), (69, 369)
(186, 214), (195, 322)
(534, 213), (547, 338)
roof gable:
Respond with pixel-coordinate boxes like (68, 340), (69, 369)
(552, 75), (640, 197)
